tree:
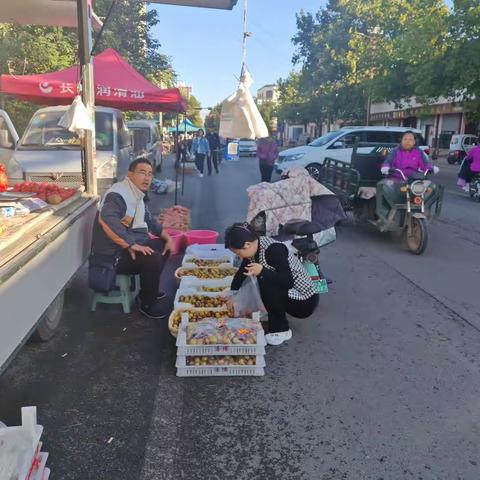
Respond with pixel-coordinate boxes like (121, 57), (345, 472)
(0, 24), (78, 133)
(204, 103), (222, 132)
(257, 101), (277, 132)
(187, 94), (203, 126)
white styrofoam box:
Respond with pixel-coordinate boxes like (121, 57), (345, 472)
(185, 244), (231, 256)
(174, 289), (230, 310)
(30, 452), (49, 480)
(179, 277), (232, 293)
(42, 467), (51, 480)
(182, 251), (235, 267)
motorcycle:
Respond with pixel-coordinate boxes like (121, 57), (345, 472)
(283, 220), (330, 294)
(469, 173), (480, 202)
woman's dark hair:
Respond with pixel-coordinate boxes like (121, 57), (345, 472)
(401, 130), (416, 140)
(224, 222), (259, 249)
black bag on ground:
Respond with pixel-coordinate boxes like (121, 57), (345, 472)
(88, 252), (120, 293)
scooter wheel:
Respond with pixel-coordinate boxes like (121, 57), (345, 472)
(406, 217), (429, 255)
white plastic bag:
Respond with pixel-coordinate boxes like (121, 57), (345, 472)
(232, 276), (266, 317)
(58, 95), (93, 138)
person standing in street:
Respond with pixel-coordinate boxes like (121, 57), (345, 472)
(256, 135), (279, 182)
(192, 129), (210, 178)
(206, 130), (221, 175)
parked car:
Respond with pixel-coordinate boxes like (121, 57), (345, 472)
(238, 138), (257, 157)
(0, 109), (19, 167)
(447, 134), (478, 165)
(276, 126), (429, 179)
(6, 105), (133, 194)
(127, 119), (162, 170)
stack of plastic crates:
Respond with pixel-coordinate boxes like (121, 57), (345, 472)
(175, 311), (266, 377)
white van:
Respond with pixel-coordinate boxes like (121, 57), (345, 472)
(127, 119), (162, 169)
(6, 105), (133, 193)
(276, 126), (429, 178)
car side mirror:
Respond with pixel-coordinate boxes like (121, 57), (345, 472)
(332, 141), (344, 149)
(119, 131), (131, 149)
(0, 130), (13, 149)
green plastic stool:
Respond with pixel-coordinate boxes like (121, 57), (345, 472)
(91, 274), (140, 314)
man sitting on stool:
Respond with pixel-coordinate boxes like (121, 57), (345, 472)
(91, 157), (174, 319)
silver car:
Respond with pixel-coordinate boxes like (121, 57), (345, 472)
(7, 105), (133, 193)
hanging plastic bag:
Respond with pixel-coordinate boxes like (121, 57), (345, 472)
(231, 276), (266, 318)
(58, 95), (93, 138)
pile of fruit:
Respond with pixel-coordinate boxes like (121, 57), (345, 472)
(11, 182), (76, 204)
(158, 205), (190, 231)
(201, 286), (228, 293)
(185, 257), (230, 267)
(186, 356), (257, 366)
(176, 267), (237, 279)
(186, 318), (259, 345)
(170, 307), (234, 331)
(178, 294), (229, 308)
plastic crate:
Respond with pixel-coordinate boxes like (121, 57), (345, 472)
(174, 267), (237, 284)
(176, 313), (266, 356)
(177, 354), (265, 368)
(176, 363), (265, 377)
(174, 289), (230, 310)
(168, 307), (235, 338)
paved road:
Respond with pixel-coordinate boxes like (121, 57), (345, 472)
(0, 156), (479, 480)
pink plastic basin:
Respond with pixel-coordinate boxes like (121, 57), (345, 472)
(185, 230), (219, 246)
(165, 228), (184, 255)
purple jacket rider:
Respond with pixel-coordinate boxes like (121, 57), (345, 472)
(382, 146), (432, 180)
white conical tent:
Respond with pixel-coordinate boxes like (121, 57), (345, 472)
(219, 70), (268, 140)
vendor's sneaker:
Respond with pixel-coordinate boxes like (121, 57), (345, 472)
(198, 173), (204, 178)
(265, 329), (292, 346)
(463, 184), (470, 192)
(138, 301), (167, 319)
(135, 292), (166, 307)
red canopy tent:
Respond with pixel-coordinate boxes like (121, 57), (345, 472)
(0, 48), (187, 112)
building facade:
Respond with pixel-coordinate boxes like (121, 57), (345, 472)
(256, 84), (279, 105)
(370, 98), (479, 148)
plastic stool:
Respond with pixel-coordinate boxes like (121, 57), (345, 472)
(91, 274), (140, 314)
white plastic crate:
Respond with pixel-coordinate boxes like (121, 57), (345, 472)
(174, 289), (230, 310)
(176, 312), (266, 356)
(176, 354), (265, 368)
(179, 277), (231, 293)
(176, 363), (265, 377)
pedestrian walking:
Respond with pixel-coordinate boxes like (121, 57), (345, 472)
(256, 135), (279, 182)
(206, 130), (220, 175)
(192, 129), (211, 178)
(175, 134), (188, 168)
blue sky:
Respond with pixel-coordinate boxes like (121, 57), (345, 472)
(150, 1), (324, 109)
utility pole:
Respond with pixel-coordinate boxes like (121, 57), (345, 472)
(77, 0), (97, 195)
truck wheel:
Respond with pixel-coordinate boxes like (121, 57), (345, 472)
(33, 291), (65, 342)
(406, 217), (428, 255)
(306, 163), (323, 181)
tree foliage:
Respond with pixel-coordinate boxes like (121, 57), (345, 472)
(278, 0), (480, 128)
(204, 103), (222, 132)
(0, 1), (176, 133)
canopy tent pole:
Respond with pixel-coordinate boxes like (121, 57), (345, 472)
(174, 114), (179, 205)
(182, 111), (187, 195)
(77, 0), (97, 196)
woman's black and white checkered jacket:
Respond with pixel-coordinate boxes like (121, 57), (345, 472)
(231, 236), (317, 301)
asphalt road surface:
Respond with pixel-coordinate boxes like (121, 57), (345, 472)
(0, 155), (479, 480)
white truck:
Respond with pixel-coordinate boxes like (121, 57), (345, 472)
(0, 109), (101, 373)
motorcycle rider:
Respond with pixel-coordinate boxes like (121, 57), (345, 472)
(457, 142), (480, 192)
(376, 131), (439, 221)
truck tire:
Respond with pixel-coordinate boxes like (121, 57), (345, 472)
(33, 291), (65, 342)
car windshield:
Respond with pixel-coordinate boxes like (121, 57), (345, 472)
(21, 111), (114, 150)
(308, 131), (343, 147)
(21, 111), (81, 148)
(130, 127), (151, 153)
